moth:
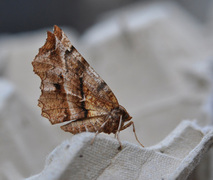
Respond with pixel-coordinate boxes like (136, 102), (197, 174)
(32, 25), (143, 149)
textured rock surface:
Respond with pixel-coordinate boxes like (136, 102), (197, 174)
(26, 120), (213, 180)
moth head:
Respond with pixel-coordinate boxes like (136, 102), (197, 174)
(119, 105), (132, 122)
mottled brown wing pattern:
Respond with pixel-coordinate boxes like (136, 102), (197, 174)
(32, 25), (119, 134)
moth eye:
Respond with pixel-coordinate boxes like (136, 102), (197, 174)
(123, 113), (129, 120)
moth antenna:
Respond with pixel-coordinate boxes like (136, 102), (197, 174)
(132, 122), (144, 148)
(120, 121), (144, 148)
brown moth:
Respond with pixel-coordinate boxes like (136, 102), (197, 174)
(32, 25), (143, 149)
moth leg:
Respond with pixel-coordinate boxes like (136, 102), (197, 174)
(114, 133), (117, 138)
(90, 119), (109, 145)
(116, 115), (123, 150)
(115, 115), (122, 139)
(121, 121), (144, 148)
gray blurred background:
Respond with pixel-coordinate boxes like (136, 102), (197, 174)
(1, 0), (213, 179)
(0, 0), (211, 34)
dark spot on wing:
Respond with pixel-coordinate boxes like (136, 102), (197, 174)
(54, 83), (61, 90)
(79, 77), (88, 118)
(97, 81), (107, 92)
